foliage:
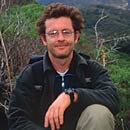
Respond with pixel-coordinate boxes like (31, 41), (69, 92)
(0, 3), (45, 74)
(0, 3), (46, 92)
(76, 33), (95, 58)
(107, 52), (130, 118)
(15, 0), (36, 6)
(1, 3), (44, 38)
(117, 38), (130, 55)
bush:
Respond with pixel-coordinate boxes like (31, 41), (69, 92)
(107, 52), (130, 119)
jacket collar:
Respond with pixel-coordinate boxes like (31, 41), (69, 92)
(43, 51), (54, 73)
(74, 51), (89, 66)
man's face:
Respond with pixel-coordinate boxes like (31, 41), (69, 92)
(41, 17), (80, 59)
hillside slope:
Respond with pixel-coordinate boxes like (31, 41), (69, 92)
(36, 0), (130, 9)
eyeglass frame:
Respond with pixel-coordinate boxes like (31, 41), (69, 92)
(45, 29), (75, 38)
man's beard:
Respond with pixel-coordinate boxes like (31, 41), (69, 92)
(53, 52), (71, 59)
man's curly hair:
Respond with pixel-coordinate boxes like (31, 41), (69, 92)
(36, 3), (84, 35)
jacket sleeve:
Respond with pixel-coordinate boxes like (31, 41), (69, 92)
(7, 66), (45, 130)
(75, 60), (120, 115)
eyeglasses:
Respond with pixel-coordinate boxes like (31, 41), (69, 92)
(45, 29), (74, 38)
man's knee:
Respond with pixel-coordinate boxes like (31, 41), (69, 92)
(76, 104), (115, 130)
(85, 104), (114, 122)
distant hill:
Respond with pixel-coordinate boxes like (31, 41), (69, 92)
(83, 5), (130, 38)
(82, 5), (130, 54)
(36, 0), (130, 9)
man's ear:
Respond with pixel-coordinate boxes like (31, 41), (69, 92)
(74, 31), (80, 44)
(40, 35), (47, 46)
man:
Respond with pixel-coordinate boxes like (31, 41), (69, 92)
(8, 3), (119, 130)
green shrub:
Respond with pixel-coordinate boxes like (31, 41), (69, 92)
(107, 52), (130, 118)
(1, 3), (44, 38)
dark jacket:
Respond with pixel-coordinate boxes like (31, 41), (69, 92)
(8, 51), (119, 130)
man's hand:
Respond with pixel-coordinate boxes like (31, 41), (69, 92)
(44, 92), (71, 130)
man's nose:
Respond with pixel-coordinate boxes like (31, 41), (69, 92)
(57, 32), (65, 41)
